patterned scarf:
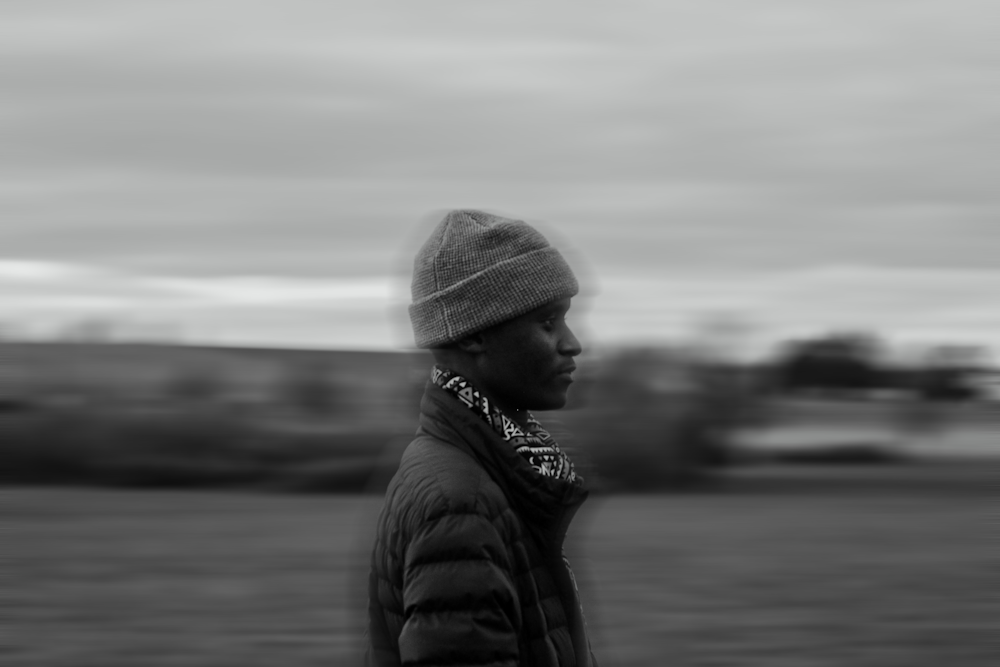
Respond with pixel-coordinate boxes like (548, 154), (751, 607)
(431, 366), (578, 483)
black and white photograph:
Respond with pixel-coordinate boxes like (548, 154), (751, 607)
(4, 2), (997, 665)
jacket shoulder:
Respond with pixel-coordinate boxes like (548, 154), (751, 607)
(386, 433), (506, 525)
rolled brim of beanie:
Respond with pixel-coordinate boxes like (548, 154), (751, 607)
(409, 246), (579, 348)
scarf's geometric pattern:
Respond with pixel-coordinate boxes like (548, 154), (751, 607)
(432, 366), (578, 483)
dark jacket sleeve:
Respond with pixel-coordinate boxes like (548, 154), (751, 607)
(399, 510), (521, 666)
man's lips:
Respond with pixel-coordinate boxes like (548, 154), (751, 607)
(556, 364), (577, 379)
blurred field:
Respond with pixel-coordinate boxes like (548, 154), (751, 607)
(4, 342), (998, 664)
(8, 459), (996, 667)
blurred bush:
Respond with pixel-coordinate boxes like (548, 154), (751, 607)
(280, 363), (341, 415)
(4, 341), (922, 495)
(0, 405), (409, 492)
(0, 342), (431, 492)
(164, 367), (226, 403)
(562, 347), (758, 492)
(0, 342), (770, 493)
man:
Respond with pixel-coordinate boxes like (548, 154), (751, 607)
(366, 209), (595, 666)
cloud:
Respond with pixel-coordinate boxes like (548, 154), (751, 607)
(3, 258), (997, 354)
(0, 259), (401, 347)
(0, 260), (88, 281)
(589, 264), (1000, 355)
(1, 1), (996, 348)
(147, 275), (392, 305)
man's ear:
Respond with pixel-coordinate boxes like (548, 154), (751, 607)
(455, 331), (487, 354)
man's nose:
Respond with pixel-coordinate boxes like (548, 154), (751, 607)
(559, 325), (582, 357)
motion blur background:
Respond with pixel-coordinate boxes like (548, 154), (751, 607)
(4, 1), (997, 665)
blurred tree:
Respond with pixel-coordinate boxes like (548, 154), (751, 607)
(282, 363), (338, 415)
(775, 332), (885, 394)
(917, 345), (985, 401)
(569, 346), (745, 489)
(165, 368), (224, 404)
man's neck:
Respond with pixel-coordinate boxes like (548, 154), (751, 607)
(432, 363), (529, 429)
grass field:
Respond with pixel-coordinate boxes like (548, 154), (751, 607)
(8, 459), (995, 667)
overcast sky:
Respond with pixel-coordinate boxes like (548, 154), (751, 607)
(2, 1), (997, 358)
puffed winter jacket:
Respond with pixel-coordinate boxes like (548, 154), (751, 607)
(366, 380), (595, 667)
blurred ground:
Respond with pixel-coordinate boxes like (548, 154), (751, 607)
(4, 343), (997, 664)
(7, 452), (995, 667)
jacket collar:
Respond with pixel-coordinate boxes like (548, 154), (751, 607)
(417, 380), (589, 546)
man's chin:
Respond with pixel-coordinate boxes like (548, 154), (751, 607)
(531, 394), (568, 412)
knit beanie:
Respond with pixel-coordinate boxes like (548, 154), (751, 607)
(409, 209), (579, 348)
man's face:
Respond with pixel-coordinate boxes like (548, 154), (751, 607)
(475, 297), (582, 413)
